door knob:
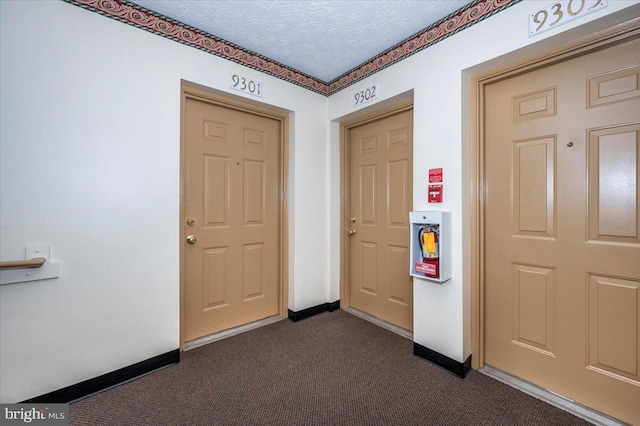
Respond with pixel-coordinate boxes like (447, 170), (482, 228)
(348, 229), (357, 236)
(186, 235), (197, 245)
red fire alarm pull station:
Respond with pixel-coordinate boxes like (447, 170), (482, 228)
(428, 184), (443, 203)
(429, 168), (443, 183)
(428, 168), (443, 203)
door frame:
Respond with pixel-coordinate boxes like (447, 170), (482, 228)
(179, 81), (290, 349)
(469, 17), (640, 369)
(339, 100), (414, 308)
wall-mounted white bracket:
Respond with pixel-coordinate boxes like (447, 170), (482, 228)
(0, 244), (60, 285)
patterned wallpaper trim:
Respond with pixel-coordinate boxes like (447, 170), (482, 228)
(328, 0), (521, 93)
(64, 0), (521, 96)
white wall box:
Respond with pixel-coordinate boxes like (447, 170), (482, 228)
(410, 211), (451, 283)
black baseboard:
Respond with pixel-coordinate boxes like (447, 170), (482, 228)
(288, 300), (340, 322)
(23, 349), (180, 403)
(413, 343), (471, 378)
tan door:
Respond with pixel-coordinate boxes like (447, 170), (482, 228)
(184, 98), (280, 342)
(484, 37), (640, 423)
(349, 109), (413, 330)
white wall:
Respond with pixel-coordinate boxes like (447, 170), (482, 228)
(0, 0), (328, 402)
(328, 0), (640, 363)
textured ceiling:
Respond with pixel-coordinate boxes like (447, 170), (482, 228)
(128, 0), (474, 82)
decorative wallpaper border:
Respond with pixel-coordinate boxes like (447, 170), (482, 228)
(64, 0), (328, 94)
(328, 0), (521, 93)
(64, 0), (521, 96)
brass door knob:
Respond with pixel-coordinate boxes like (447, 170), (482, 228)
(186, 235), (197, 245)
(348, 229), (357, 236)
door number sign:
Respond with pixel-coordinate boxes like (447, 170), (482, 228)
(529, 0), (607, 37)
(353, 84), (379, 107)
(229, 72), (263, 98)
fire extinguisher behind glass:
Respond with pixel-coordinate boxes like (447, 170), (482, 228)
(419, 225), (439, 278)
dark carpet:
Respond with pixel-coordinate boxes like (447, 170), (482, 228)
(70, 310), (589, 425)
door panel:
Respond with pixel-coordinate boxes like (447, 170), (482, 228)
(185, 98), (280, 341)
(388, 245), (410, 305)
(484, 38), (640, 423)
(388, 160), (409, 226)
(361, 165), (377, 225)
(511, 263), (556, 355)
(204, 247), (228, 309)
(204, 155), (229, 226)
(349, 109), (413, 330)
(588, 124), (639, 244)
(588, 64), (640, 107)
(587, 275), (640, 383)
(243, 160), (265, 225)
(512, 136), (555, 237)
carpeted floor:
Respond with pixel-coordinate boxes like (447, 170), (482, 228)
(70, 310), (590, 425)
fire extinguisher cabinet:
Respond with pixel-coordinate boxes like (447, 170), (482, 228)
(410, 211), (451, 283)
